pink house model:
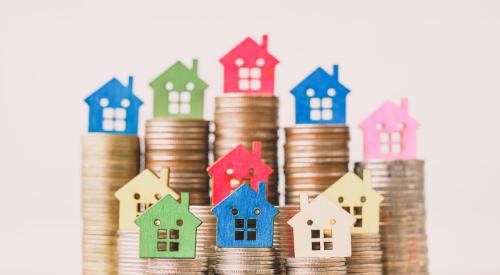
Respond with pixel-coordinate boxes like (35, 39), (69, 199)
(219, 35), (279, 95)
(359, 98), (420, 160)
(207, 142), (273, 205)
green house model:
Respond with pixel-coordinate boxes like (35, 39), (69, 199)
(150, 59), (208, 119)
(135, 192), (202, 259)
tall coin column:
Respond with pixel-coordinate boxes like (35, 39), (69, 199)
(82, 134), (140, 274)
(284, 125), (350, 204)
(214, 94), (280, 204)
(355, 98), (429, 274)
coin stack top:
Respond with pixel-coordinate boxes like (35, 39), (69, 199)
(355, 160), (429, 275)
(82, 133), (140, 275)
(284, 125), (350, 204)
(145, 118), (210, 205)
(286, 257), (347, 274)
(214, 94), (280, 204)
(274, 205), (300, 274)
(117, 230), (147, 275)
(347, 233), (383, 275)
(215, 247), (278, 275)
(145, 257), (208, 274)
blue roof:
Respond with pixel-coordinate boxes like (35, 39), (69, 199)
(212, 183), (278, 217)
(85, 77), (143, 107)
(291, 66), (350, 98)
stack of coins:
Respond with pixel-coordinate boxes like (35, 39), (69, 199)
(190, 206), (217, 274)
(274, 205), (300, 274)
(145, 118), (210, 205)
(214, 94), (279, 204)
(117, 230), (147, 275)
(347, 233), (383, 275)
(82, 133), (140, 274)
(284, 125), (350, 204)
(354, 160), (429, 275)
(146, 258), (208, 274)
(286, 257), (346, 274)
(215, 247), (278, 274)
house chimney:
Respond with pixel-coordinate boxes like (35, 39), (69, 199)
(299, 193), (309, 210)
(333, 65), (339, 81)
(192, 59), (198, 73)
(400, 98), (409, 113)
(258, 181), (267, 199)
(362, 169), (372, 185)
(252, 141), (262, 159)
(262, 35), (268, 50)
(160, 168), (170, 188)
(128, 76), (134, 91)
(180, 192), (189, 209)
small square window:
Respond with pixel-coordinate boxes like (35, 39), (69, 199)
(180, 91), (191, 103)
(355, 218), (363, 227)
(170, 229), (179, 239)
(169, 242), (179, 252)
(248, 219), (257, 229)
(235, 231), (244, 240)
(169, 91), (180, 102)
(310, 98), (321, 109)
(323, 229), (332, 238)
(180, 103), (190, 114)
(103, 107), (114, 119)
(391, 132), (401, 142)
(392, 144), (402, 153)
(157, 242), (167, 251)
(102, 119), (114, 131)
(321, 98), (332, 108)
(238, 67), (250, 78)
(137, 203), (147, 213)
(380, 144), (389, 154)
(310, 110), (321, 121)
(114, 120), (126, 131)
(354, 206), (363, 215)
(324, 242), (333, 250)
(311, 230), (320, 238)
(342, 207), (351, 213)
(235, 219), (244, 228)
(115, 108), (126, 119)
(157, 229), (167, 239)
(247, 231), (256, 240)
(169, 103), (179, 114)
(379, 132), (389, 142)
(239, 79), (250, 90)
(250, 68), (261, 78)
(311, 242), (321, 250)
(322, 110), (333, 120)
(250, 79), (261, 90)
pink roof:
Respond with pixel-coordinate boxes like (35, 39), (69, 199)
(359, 98), (420, 131)
(219, 35), (279, 66)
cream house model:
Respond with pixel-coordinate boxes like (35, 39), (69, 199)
(287, 193), (354, 258)
(323, 170), (384, 234)
(115, 169), (180, 230)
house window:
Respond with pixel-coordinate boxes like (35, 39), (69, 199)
(378, 123), (403, 154)
(168, 90), (191, 115)
(234, 218), (257, 241)
(310, 228), (334, 251)
(306, 89), (333, 121)
(236, 58), (263, 91)
(100, 98), (128, 132)
(156, 228), (180, 252)
(344, 206), (363, 228)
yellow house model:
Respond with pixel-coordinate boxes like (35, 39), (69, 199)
(322, 170), (384, 234)
(115, 168), (180, 230)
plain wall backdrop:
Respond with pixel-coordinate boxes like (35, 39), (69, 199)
(1, 0), (500, 274)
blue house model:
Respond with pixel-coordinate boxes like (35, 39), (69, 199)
(291, 65), (350, 124)
(212, 182), (278, 248)
(85, 76), (143, 135)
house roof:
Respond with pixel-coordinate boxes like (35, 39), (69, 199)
(291, 66), (349, 97)
(149, 60), (208, 90)
(207, 143), (272, 175)
(219, 35), (279, 66)
(135, 193), (202, 227)
(85, 76), (143, 106)
(323, 171), (384, 203)
(288, 194), (354, 227)
(114, 169), (179, 200)
(359, 98), (420, 131)
(212, 182), (278, 217)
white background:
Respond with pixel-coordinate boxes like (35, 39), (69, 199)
(1, 0), (500, 274)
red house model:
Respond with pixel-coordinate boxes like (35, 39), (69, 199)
(207, 142), (273, 205)
(219, 35), (279, 95)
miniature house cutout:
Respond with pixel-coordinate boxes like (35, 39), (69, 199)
(287, 193), (354, 258)
(115, 169), (180, 230)
(219, 35), (279, 94)
(212, 182), (278, 248)
(135, 193), (202, 259)
(359, 98), (420, 160)
(322, 170), (384, 234)
(291, 65), (350, 124)
(207, 142), (273, 205)
(85, 76), (143, 135)
(150, 60), (208, 119)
